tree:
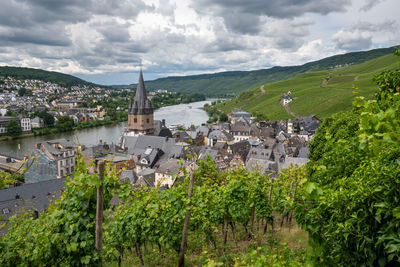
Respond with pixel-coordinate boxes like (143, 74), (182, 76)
(5, 120), (22, 137)
(295, 48), (400, 266)
(38, 111), (55, 127)
(219, 112), (228, 122)
(55, 116), (74, 132)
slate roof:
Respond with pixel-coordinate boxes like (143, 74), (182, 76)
(155, 158), (181, 175)
(198, 147), (219, 160)
(0, 178), (66, 225)
(136, 168), (155, 188)
(196, 126), (210, 137)
(231, 108), (252, 118)
(82, 143), (112, 158)
(230, 122), (251, 133)
(247, 147), (273, 161)
(129, 70), (153, 115)
(208, 130), (233, 141)
(229, 140), (251, 161)
(298, 146), (309, 159)
(120, 170), (138, 184)
(154, 120), (172, 137)
(123, 135), (177, 155)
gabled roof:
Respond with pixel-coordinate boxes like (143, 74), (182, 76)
(123, 135), (177, 155)
(247, 147), (273, 161)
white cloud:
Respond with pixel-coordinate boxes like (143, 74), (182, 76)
(0, 0), (398, 84)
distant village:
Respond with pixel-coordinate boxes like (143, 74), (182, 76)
(0, 71), (321, 225)
(0, 76), (183, 136)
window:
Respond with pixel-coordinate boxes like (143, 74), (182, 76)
(134, 118), (137, 123)
(147, 118), (150, 123)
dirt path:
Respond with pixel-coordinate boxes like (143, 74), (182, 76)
(281, 99), (296, 117)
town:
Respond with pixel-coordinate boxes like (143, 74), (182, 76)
(0, 70), (320, 224)
(0, 75), (204, 138)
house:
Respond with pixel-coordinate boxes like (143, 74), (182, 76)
(245, 147), (276, 174)
(228, 140), (251, 162)
(24, 139), (76, 183)
(155, 159), (197, 188)
(0, 116), (31, 135)
(31, 116), (45, 128)
(230, 121), (251, 142)
(206, 130), (234, 146)
(282, 93), (293, 105)
(135, 168), (156, 188)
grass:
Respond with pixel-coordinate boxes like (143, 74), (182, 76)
(217, 54), (399, 120)
(105, 218), (308, 266)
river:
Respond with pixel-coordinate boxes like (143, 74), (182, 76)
(0, 100), (214, 158)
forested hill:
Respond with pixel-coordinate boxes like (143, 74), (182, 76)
(120, 46), (397, 96)
(0, 66), (99, 88)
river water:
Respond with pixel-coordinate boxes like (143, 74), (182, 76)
(0, 100), (214, 158)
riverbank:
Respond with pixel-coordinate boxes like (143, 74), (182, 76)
(0, 116), (127, 141)
(1, 100), (215, 158)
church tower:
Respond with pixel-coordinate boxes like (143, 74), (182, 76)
(127, 70), (154, 135)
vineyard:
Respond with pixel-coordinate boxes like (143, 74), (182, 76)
(0, 48), (400, 266)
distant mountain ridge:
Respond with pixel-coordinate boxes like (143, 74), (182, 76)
(118, 46), (397, 96)
(0, 46), (397, 94)
(0, 66), (101, 88)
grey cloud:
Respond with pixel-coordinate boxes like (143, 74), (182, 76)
(0, 24), (71, 46)
(95, 21), (133, 43)
(192, 0), (350, 34)
(333, 30), (372, 51)
(360, 0), (386, 12)
(333, 20), (396, 51)
(0, 0), (151, 48)
(352, 20), (396, 32)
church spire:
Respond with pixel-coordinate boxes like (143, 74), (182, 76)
(130, 69), (153, 115)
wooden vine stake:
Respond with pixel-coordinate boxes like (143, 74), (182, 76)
(96, 160), (105, 252)
(178, 172), (195, 267)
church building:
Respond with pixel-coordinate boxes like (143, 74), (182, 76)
(127, 70), (154, 135)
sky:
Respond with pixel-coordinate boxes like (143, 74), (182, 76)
(0, 0), (398, 85)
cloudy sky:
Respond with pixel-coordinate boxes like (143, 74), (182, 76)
(0, 0), (398, 85)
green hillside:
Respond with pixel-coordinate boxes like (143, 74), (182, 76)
(0, 66), (99, 88)
(217, 53), (400, 120)
(130, 46), (396, 96)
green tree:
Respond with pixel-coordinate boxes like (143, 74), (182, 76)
(38, 110), (55, 126)
(295, 48), (400, 266)
(5, 120), (22, 137)
(219, 112), (228, 122)
(55, 116), (74, 132)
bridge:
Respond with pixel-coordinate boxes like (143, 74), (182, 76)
(0, 154), (24, 173)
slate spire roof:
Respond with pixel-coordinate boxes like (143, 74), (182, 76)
(129, 70), (153, 115)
